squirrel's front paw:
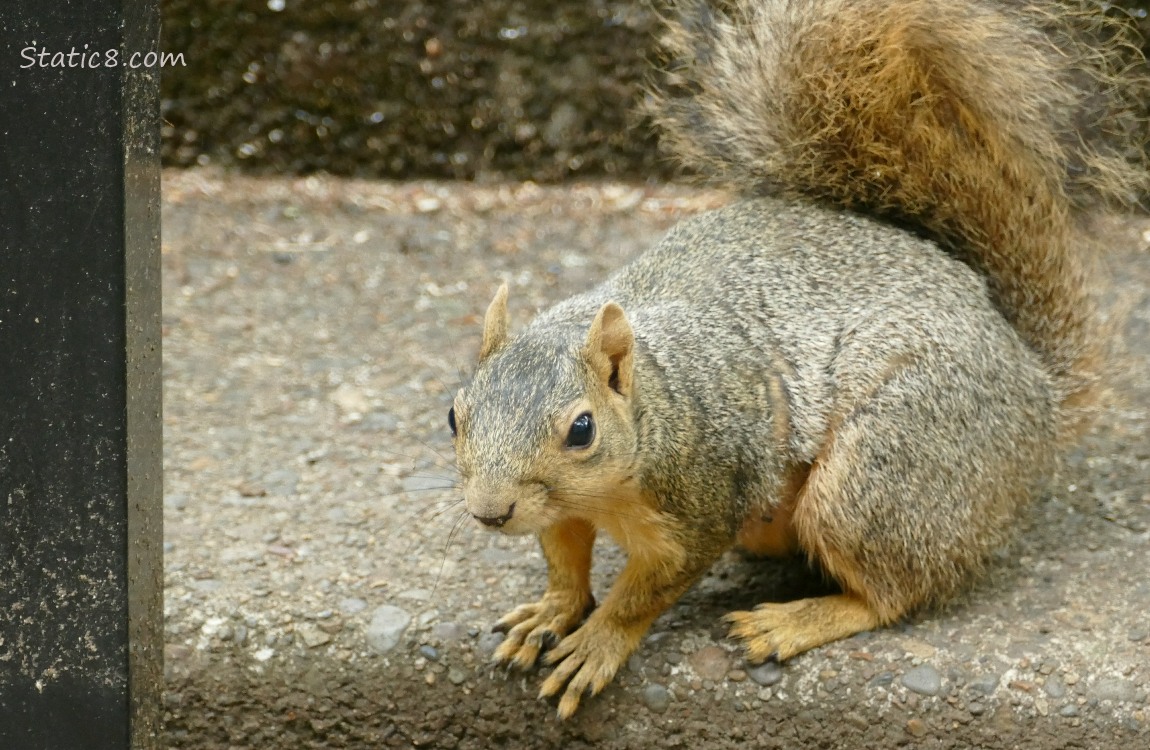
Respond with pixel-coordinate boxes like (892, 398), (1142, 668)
(491, 591), (594, 670)
(537, 617), (640, 719)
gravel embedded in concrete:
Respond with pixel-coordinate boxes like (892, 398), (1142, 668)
(160, 173), (1150, 749)
(902, 664), (943, 696)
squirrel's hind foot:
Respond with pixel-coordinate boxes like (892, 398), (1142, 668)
(726, 594), (883, 662)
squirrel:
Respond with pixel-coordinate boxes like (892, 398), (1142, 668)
(448, 0), (1148, 719)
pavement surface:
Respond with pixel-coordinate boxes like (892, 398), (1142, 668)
(160, 170), (1150, 749)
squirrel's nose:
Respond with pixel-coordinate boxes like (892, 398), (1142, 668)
(473, 502), (516, 528)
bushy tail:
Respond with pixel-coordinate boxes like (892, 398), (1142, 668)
(646, 0), (1148, 426)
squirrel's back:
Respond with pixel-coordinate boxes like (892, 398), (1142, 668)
(646, 0), (1149, 432)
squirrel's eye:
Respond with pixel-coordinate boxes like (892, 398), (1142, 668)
(565, 412), (595, 448)
(448, 406), (457, 437)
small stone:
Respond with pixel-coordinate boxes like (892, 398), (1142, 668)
(968, 673), (1001, 695)
(253, 647), (275, 662)
(164, 493), (188, 510)
(1059, 704), (1079, 718)
(431, 621), (467, 642)
(1044, 677), (1067, 699)
(1127, 629), (1149, 643)
(627, 654), (644, 674)
(689, 646), (729, 681)
(317, 617), (344, 635)
(476, 632), (505, 655)
(331, 383), (370, 415)
(365, 605), (412, 654)
(870, 672), (895, 688)
(164, 644), (192, 661)
(747, 661), (784, 687)
(642, 684), (672, 714)
(906, 718), (928, 737)
(968, 702), (986, 716)
(420, 645), (439, 660)
(1092, 678), (1137, 703)
(902, 665), (942, 697)
(263, 469), (299, 496)
(728, 669), (747, 682)
(397, 588), (430, 602)
(338, 598), (368, 615)
(298, 624), (331, 648)
(447, 667), (467, 685)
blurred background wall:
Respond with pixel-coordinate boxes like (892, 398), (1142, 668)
(161, 0), (1150, 183)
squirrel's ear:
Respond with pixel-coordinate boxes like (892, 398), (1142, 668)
(583, 302), (634, 397)
(479, 283), (510, 360)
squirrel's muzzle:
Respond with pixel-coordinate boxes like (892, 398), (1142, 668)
(472, 502), (516, 528)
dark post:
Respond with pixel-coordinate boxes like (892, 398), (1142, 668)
(0, 1), (163, 748)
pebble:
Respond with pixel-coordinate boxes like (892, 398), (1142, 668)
(1128, 629), (1149, 643)
(317, 617), (343, 635)
(297, 623), (331, 648)
(1059, 704), (1079, 718)
(1091, 678), (1137, 703)
(447, 667), (467, 685)
(905, 718), (928, 738)
(399, 588), (433, 602)
(338, 597), (368, 615)
(902, 664), (942, 696)
(365, 605), (412, 654)
(263, 469), (300, 496)
(1043, 677), (1066, 699)
(967, 673), (1001, 695)
(747, 661), (783, 687)
(164, 493), (189, 510)
(431, 621), (467, 642)
(689, 646), (730, 681)
(476, 632), (505, 655)
(420, 645), (439, 660)
(870, 672), (894, 688)
(642, 684), (672, 714)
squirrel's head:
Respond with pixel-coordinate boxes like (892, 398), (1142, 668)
(450, 284), (640, 535)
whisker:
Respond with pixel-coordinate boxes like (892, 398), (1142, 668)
(432, 510), (471, 597)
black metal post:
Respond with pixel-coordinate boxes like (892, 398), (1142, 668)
(0, 1), (163, 748)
